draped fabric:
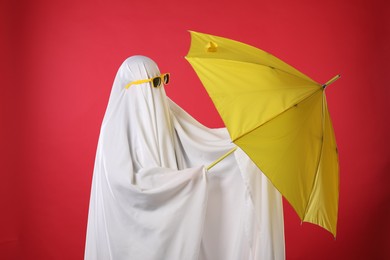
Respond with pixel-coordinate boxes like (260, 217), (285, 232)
(84, 56), (285, 260)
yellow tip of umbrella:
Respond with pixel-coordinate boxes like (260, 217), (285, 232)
(323, 74), (341, 89)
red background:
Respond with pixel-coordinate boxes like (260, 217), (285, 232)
(1, 0), (389, 259)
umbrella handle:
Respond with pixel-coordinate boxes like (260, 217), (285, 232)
(322, 74), (341, 89)
(206, 147), (237, 171)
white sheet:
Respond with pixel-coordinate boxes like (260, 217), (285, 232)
(85, 56), (285, 260)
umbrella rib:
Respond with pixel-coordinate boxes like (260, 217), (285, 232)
(302, 94), (326, 221)
(187, 56), (318, 85)
(232, 88), (323, 142)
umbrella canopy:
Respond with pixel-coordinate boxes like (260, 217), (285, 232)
(185, 31), (339, 236)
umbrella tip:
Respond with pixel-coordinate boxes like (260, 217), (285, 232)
(323, 74), (341, 89)
(206, 41), (218, 52)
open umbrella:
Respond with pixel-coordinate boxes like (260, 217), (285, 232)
(185, 31), (340, 236)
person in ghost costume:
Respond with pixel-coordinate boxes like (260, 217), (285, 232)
(84, 56), (285, 260)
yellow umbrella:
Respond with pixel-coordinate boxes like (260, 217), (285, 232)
(185, 31), (340, 236)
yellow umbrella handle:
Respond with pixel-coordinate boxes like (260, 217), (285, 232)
(323, 74), (341, 89)
(207, 147), (237, 171)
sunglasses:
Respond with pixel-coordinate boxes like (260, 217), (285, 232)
(125, 73), (170, 89)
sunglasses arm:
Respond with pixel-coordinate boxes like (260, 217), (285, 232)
(125, 79), (152, 89)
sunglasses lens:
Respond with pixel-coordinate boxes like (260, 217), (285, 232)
(163, 74), (170, 85)
(152, 77), (161, 88)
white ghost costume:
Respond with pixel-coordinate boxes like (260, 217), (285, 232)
(84, 56), (285, 260)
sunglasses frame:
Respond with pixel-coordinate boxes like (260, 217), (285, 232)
(125, 73), (170, 89)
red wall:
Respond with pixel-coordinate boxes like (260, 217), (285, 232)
(1, 0), (389, 259)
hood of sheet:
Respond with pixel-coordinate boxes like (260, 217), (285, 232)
(85, 56), (285, 260)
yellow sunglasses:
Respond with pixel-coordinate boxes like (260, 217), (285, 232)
(125, 73), (170, 89)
